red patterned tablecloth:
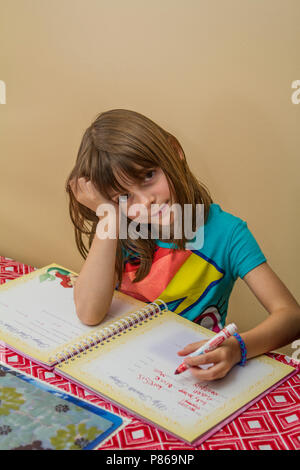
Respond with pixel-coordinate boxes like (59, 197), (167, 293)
(0, 256), (299, 450)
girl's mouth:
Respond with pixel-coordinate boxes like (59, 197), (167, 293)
(151, 201), (169, 217)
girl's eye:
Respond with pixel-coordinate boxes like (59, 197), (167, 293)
(144, 170), (156, 181)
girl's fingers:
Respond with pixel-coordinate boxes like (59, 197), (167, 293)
(183, 349), (218, 367)
(86, 180), (93, 193)
(87, 180), (99, 197)
(78, 177), (87, 190)
(177, 340), (207, 356)
(189, 362), (227, 382)
(80, 178), (97, 197)
(76, 177), (89, 198)
(69, 177), (111, 212)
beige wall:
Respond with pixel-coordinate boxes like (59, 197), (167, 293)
(0, 0), (299, 356)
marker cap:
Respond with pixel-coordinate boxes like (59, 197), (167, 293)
(226, 323), (237, 336)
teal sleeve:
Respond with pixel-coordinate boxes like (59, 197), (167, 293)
(229, 220), (267, 280)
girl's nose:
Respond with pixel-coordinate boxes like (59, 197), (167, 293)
(136, 192), (155, 209)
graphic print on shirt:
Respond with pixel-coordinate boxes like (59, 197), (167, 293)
(119, 246), (225, 330)
(192, 306), (223, 332)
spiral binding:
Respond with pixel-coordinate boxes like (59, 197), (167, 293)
(51, 298), (168, 366)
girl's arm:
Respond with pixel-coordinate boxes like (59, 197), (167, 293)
(73, 233), (119, 326)
(234, 262), (300, 358)
(178, 262), (300, 381)
(70, 177), (120, 325)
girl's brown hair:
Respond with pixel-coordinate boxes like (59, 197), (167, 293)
(65, 109), (213, 286)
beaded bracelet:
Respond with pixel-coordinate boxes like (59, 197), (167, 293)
(233, 332), (247, 366)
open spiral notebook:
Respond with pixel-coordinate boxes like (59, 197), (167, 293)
(0, 263), (297, 446)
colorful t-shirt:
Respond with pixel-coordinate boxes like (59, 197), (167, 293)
(116, 203), (267, 332)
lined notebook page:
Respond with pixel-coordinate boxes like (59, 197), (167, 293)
(0, 264), (146, 363)
(57, 311), (295, 443)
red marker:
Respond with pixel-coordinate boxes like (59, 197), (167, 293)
(174, 323), (237, 375)
(174, 362), (189, 375)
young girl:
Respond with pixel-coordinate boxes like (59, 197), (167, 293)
(66, 108), (300, 382)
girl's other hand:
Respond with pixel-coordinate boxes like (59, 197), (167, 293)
(177, 337), (241, 381)
(69, 177), (116, 214)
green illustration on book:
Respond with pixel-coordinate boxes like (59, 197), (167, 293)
(38, 266), (78, 288)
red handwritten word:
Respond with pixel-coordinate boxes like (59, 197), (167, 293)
(178, 389), (209, 407)
(178, 399), (201, 413)
(153, 369), (167, 378)
(137, 374), (163, 390)
(178, 389), (194, 399)
(154, 376), (173, 389)
(191, 388), (213, 400)
(193, 383), (219, 397)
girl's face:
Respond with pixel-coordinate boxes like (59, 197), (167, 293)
(110, 166), (174, 226)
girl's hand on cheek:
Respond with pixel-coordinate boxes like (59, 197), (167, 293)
(177, 337), (241, 382)
(69, 177), (118, 215)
